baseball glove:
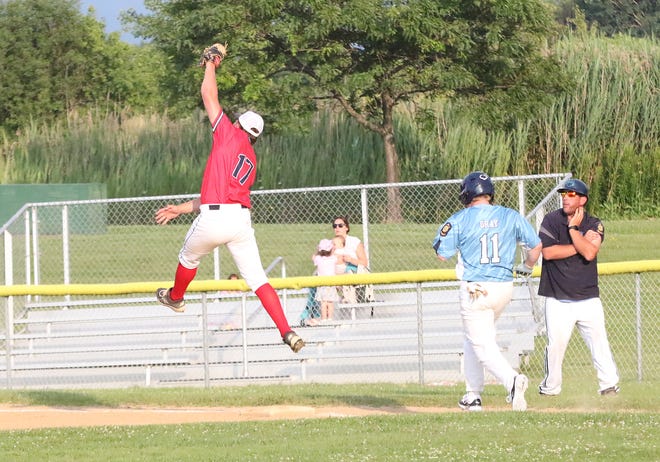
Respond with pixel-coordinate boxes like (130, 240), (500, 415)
(199, 42), (227, 67)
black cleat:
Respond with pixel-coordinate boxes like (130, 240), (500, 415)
(458, 396), (482, 412)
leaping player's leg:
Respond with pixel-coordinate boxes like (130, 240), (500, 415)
(170, 263), (197, 300)
(227, 227), (304, 352)
(254, 283), (292, 336)
(157, 216), (212, 312)
(253, 283), (304, 352)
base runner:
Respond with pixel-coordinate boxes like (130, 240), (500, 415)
(433, 171), (542, 411)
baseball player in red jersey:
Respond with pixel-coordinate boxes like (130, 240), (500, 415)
(154, 47), (304, 353)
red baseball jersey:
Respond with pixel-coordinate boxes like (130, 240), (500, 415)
(199, 111), (256, 208)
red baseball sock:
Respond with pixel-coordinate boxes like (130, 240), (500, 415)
(170, 263), (197, 300)
(255, 283), (290, 336)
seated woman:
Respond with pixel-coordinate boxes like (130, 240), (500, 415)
(331, 216), (368, 271)
(331, 216), (371, 304)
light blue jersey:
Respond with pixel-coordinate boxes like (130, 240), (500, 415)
(432, 204), (541, 282)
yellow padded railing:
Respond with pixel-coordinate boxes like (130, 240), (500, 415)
(1, 260), (658, 297)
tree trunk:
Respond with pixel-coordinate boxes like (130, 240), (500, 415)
(334, 90), (404, 222)
(382, 96), (403, 223)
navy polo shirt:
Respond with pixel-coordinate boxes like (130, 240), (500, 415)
(537, 209), (604, 301)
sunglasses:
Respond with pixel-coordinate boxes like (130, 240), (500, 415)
(560, 191), (580, 198)
(332, 223), (345, 228)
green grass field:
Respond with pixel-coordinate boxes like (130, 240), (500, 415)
(0, 218), (657, 460)
(0, 383), (657, 461)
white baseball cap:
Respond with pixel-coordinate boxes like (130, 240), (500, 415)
(238, 111), (264, 138)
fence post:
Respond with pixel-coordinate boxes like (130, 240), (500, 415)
(416, 282), (425, 385)
(517, 179), (525, 215)
(281, 259), (288, 316)
(635, 273), (643, 382)
(31, 207), (40, 291)
(213, 247), (221, 282)
(23, 211), (32, 303)
(3, 230), (12, 289)
(62, 205), (71, 305)
(3, 230), (14, 389)
(241, 294), (249, 377)
(202, 292), (210, 388)
(361, 187), (370, 266)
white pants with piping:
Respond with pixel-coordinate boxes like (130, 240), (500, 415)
(460, 280), (518, 395)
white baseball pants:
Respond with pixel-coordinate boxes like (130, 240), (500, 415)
(178, 204), (269, 291)
(460, 280), (519, 395)
(539, 296), (619, 395)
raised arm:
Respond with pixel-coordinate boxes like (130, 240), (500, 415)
(201, 57), (223, 124)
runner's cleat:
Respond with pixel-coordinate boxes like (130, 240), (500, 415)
(509, 374), (529, 411)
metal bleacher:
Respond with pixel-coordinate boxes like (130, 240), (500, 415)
(1, 282), (540, 389)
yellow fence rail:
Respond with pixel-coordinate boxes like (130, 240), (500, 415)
(1, 261), (658, 297)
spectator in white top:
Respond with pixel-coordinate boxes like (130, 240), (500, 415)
(332, 215), (371, 304)
(331, 216), (368, 271)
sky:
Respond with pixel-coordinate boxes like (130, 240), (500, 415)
(79, 0), (148, 43)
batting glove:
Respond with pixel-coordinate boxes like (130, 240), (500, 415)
(514, 263), (534, 276)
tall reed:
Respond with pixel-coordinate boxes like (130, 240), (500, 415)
(393, 33), (659, 217)
(257, 110), (386, 188)
(530, 32), (659, 216)
(2, 109), (210, 198)
(1, 34), (657, 217)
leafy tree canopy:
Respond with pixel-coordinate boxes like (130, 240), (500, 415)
(551, 0), (659, 37)
(128, 0), (568, 185)
(0, 0), (168, 132)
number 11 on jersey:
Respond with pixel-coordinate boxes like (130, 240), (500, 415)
(480, 233), (501, 264)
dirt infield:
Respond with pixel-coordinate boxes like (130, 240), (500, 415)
(0, 405), (461, 430)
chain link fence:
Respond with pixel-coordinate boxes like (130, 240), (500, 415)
(0, 174), (565, 284)
(1, 174), (658, 388)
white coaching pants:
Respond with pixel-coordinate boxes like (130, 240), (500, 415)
(460, 280), (518, 395)
(540, 297), (619, 395)
(178, 204), (269, 291)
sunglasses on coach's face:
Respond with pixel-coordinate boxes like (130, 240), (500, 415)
(560, 191), (580, 198)
(333, 223), (345, 228)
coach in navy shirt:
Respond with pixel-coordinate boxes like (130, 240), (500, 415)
(537, 178), (619, 396)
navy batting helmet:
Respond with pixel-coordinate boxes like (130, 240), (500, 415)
(558, 178), (589, 198)
(459, 171), (495, 205)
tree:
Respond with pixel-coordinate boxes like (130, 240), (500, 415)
(0, 0), (167, 131)
(0, 0), (94, 129)
(552, 0), (659, 37)
(129, 0), (565, 221)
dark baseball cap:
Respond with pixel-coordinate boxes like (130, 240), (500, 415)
(558, 178), (589, 197)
